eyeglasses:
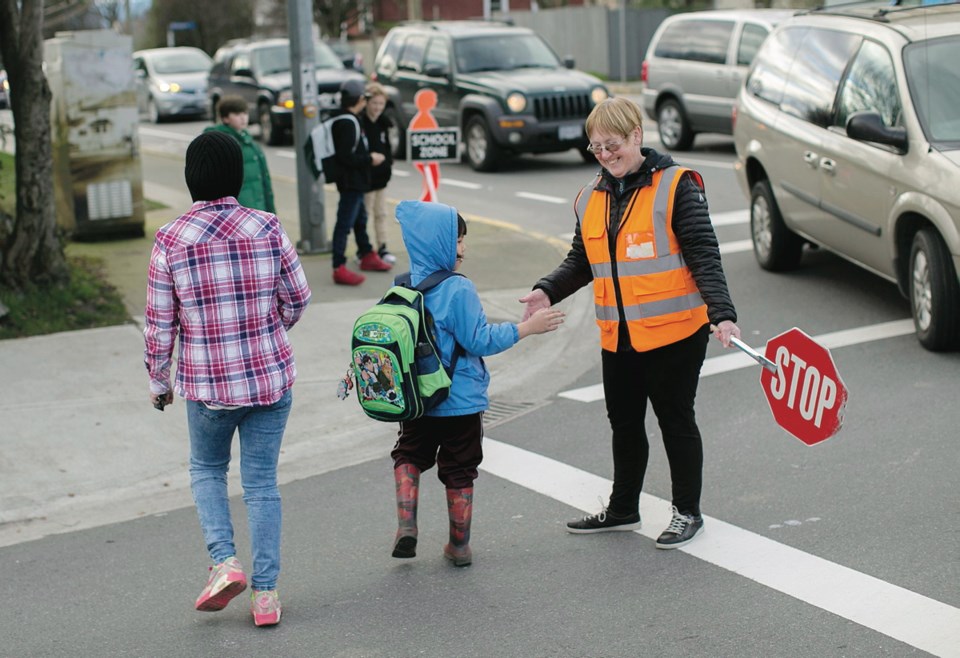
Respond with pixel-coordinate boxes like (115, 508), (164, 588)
(586, 138), (628, 155)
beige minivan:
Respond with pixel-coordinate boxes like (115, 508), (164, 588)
(733, 2), (960, 351)
(641, 9), (793, 151)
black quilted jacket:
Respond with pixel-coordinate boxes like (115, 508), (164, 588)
(533, 147), (737, 331)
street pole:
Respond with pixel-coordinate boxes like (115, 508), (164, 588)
(619, 0), (627, 83)
(288, 0), (328, 253)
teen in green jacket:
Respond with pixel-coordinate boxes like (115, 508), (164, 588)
(204, 96), (275, 213)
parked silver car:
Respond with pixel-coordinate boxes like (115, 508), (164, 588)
(641, 9), (793, 150)
(733, 1), (960, 351)
(133, 47), (212, 123)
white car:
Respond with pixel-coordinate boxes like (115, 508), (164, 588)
(133, 47), (212, 123)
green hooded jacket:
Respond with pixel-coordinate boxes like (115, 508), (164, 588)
(204, 123), (276, 213)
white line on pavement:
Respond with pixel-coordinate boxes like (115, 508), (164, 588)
(712, 209), (749, 226)
(558, 319), (915, 403)
(516, 191), (567, 204)
(138, 127), (194, 141)
(442, 178), (483, 190)
(276, 151), (294, 159)
(480, 439), (960, 658)
(720, 239), (754, 255)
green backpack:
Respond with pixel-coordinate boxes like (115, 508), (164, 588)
(350, 271), (464, 422)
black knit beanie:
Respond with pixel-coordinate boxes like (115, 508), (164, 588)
(184, 131), (244, 202)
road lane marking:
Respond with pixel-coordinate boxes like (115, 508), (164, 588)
(712, 209), (749, 226)
(558, 319), (915, 403)
(720, 239), (753, 255)
(442, 178), (482, 190)
(480, 438), (960, 658)
(138, 127), (193, 141)
(276, 151), (294, 159)
(517, 191), (567, 204)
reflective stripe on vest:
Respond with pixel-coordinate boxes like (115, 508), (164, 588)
(581, 166), (709, 352)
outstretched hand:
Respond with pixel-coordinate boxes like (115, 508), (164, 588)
(518, 307), (565, 339)
(519, 288), (550, 321)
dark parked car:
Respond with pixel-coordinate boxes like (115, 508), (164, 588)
(372, 21), (609, 171)
(326, 39), (364, 73)
(133, 47), (212, 123)
(207, 38), (365, 145)
(0, 69), (8, 109)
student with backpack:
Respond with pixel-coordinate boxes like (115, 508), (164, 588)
(329, 78), (392, 286)
(388, 200), (565, 567)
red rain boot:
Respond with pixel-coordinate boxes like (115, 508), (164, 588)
(443, 487), (473, 567)
(392, 464), (420, 558)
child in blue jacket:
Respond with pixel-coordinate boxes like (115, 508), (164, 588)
(390, 200), (564, 566)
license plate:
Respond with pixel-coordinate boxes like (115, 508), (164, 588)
(559, 123), (583, 140)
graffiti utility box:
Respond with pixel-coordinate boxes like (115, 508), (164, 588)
(46, 30), (145, 238)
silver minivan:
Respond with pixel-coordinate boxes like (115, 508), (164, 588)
(641, 9), (793, 151)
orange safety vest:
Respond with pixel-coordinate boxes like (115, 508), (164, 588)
(577, 166), (709, 352)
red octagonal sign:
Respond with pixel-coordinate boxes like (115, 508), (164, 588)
(760, 328), (849, 446)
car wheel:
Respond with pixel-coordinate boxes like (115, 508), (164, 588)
(259, 102), (281, 146)
(147, 98), (162, 124)
(384, 105), (406, 160)
(210, 98), (220, 124)
(750, 179), (803, 271)
(909, 228), (960, 351)
(656, 98), (694, 151)
(465, 116), (501, 172)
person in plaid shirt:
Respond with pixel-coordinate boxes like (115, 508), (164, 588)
(143, 130), (311, 627)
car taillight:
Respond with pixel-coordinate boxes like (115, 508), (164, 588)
(641, 60), (648, 84)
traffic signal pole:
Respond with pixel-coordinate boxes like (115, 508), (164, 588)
(288, 0), (328, 253)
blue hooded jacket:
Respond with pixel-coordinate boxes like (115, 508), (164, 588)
(396, 200), (519, 416)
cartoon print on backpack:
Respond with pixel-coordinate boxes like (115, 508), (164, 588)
(356, 350), (402, 407)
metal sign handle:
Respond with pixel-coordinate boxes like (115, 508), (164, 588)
(730, 336), (778, 373)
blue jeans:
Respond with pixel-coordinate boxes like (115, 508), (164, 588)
(187, 389), (292, 591)
(333, 189), (373, 268)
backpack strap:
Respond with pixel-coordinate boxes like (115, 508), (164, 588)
(395, 270), (466, 377)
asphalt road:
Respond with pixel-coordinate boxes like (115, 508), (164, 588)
(2, 115), (958, 657)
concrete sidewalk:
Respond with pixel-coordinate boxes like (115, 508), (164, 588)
(0, 182), (598, 548)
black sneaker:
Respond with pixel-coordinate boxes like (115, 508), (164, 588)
(566, 505), (641, 534)
(655, 506), (704, 549)
(378, 244), (396, 265)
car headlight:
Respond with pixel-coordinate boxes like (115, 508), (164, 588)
(277, 90), (294, 109)
(157, 82), (181, 93)
(506, 92), (527, 113)
(591, 86), (609, 105)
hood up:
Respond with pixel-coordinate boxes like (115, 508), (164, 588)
(396, 200), (458, 287)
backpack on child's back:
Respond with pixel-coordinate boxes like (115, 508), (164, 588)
(349, 271), (463, 422)
(304, 113), (360, 183)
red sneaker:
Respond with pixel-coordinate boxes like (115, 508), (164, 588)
(333, 264), (365, 286)
(359, 251), (393, 272)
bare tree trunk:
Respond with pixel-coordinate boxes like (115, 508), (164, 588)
(0, 0), (69, 290)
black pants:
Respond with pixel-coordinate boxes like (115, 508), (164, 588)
(603, 325), (709, 517)
(392, 413), (484, 489)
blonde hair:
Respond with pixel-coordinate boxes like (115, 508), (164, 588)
(585, 97), (644, 139)
(365, 81), (388, 100)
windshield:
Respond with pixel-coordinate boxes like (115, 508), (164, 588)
(151, 50), (211, 74)
(904, 35), (960, 147)
(253, 42), (343, 75)
(454, 34), (561, 73)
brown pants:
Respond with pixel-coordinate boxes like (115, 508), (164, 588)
(392, 413), (483, 489)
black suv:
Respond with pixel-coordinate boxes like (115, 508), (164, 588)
(207, 38), (365, 145)
(373, 21), (609, 171)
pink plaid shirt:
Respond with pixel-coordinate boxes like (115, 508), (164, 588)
(144, 198), (312, 406)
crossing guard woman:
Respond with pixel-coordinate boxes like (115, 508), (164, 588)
(520, 97), (741, 549)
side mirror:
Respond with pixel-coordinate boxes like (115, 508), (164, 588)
(563, 56), (575, 69)
(846, 111), (907, 151)
(423, 64), (449, 78)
